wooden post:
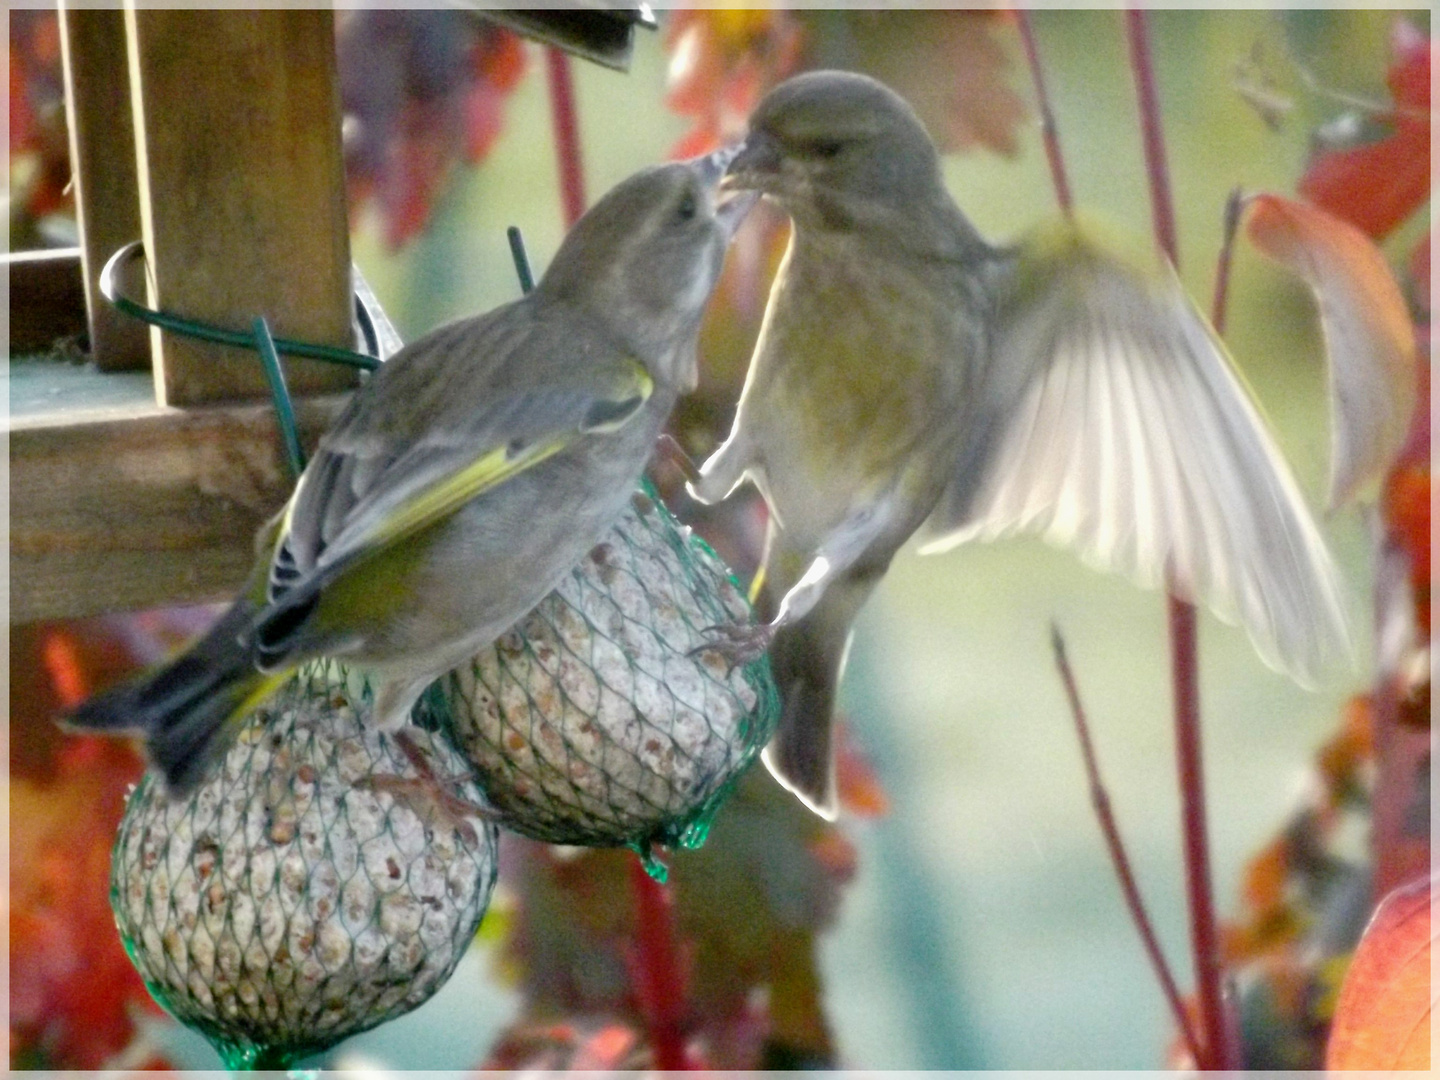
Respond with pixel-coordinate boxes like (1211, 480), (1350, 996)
(123, 6), (356, 406)
(10, 394), (351, 622)
(57, 4), (149, 371)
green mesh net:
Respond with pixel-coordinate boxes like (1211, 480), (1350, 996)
(110, 661), (499, 1070)
(109, 485), (776, 1064)
(438, 485), (778, 864)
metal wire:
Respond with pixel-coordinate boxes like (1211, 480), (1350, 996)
(99, 229), (539, 481)
(251, 317), (307, 477)
(99, 241), (382, 371)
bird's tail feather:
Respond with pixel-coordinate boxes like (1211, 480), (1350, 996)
(63, 601), (290, 796)
(762, 613), (846, 820)
(759, 565), (881, 821)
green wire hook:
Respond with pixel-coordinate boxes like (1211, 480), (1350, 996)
(101, 228), (540, 484)
(99, 241), (382, 372)
(251, 317), (306, 479)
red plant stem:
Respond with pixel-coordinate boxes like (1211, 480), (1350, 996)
(1125, 9), (1234, 1070)
(1166, 598), (1224, 1070)
(1015, 9), (1073, 216)
(543, 58), (692, 1065)
(1209, 189), (1245, 335)
(1126, 11), (1179, 266)
(1050, 626), (1204, 1064)
(629, 857), (691, 1070)
(546, 47), (587, 229)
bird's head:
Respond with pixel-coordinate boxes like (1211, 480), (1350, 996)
(725, 70), (947, 233)
(540, 150), (756, 381)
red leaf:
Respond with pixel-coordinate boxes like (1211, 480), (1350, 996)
(1245, 193), (1418, 507)
(1327, 875), (1434, 1070)
(11, 738), (156, 1068)
(1383, 358), (1431, 641)
(9, 11), (72, 223)
(463, 30), (528, 164)
(1298, 19), (1431, 239)
(1385, 462), (1432, 637)
(823, 10), (1028, 158)
(834, 721), (889, 818)
(10, 42), (35, 150)
(338, 13), (525, 249)
(1386, 18), (1431, 113)
(571, 1024), (643, 1070)
(663, 11), (805, 159)
(41, 630), (92, 709)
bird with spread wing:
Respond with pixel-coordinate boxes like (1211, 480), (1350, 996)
(689, 71), (1351, 819)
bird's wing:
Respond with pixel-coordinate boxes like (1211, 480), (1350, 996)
(269, 307), (654, 603)
(920, 227), (1351, 686)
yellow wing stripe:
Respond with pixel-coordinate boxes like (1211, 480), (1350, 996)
(363, 436), (572, 553)
(355, 361), (651, 554)
(276, 358), (652, 577)
(630, 357), (655, 401)
(236, 669), (296, 717)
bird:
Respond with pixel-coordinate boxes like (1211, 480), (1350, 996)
(65, 149), (757, 796)
(687, 70), (1350, 819)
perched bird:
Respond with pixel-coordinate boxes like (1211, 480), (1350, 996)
(689, 71), (1350, 819)
(66, 151), (756, 795)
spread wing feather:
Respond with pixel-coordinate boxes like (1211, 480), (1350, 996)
(923, 231), (1351, 685)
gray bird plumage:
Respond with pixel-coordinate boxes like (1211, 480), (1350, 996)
(66, 151), (756, 794)
(690, 70), (1350, 818)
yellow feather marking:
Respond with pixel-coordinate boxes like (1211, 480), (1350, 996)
(280, 475), (304, 535)
(627, 356), (654, 399)
(365, 437), (571, 553)
(359, 362), (649, 553)
(747, 563), (767, 605)
(233, 669), (294, 721)
(582, 358), (655, 433)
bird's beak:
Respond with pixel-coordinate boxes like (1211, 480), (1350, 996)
(695, 144), (759, 238)
(715, 187), (759, 238)
(695, 143), (740, 189)
(719, 130), (782, 193)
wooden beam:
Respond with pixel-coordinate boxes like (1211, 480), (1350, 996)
(124, 6), (356, 406)
(10, 394), (350, 623)
(58, 4), (150, 372)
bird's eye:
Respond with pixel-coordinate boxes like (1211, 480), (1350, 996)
(675, 190), (698, 221)
(812, 139), (845, 159)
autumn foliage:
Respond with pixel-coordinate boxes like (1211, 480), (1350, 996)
(6, 9), (1430, 1071)
(1327, 876), (1433, 1071)
(1299, 20), (1432, 240)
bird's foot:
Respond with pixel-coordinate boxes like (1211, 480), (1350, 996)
(688, 619), (777, 671)
(652, 432), (704, 487)
(357, 727), (500, 845)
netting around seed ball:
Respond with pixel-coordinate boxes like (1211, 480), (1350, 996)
(111, 660), (498, 1070)
(439, 485), (779, 857)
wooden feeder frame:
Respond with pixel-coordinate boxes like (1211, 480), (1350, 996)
(7, 5), (652, 626)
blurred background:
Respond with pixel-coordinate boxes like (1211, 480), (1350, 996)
(9, 6), (1430, 1071)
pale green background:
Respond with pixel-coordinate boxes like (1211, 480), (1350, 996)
(166, 9), (1421, 1070)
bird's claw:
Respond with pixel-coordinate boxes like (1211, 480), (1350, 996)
(355, 727), (502, 845)
(688, 620), (776, 671)
(652, 432), (703, 487)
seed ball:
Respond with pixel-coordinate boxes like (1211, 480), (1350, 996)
(443, 492), (777, 849)
(111, 662), (498, 1068)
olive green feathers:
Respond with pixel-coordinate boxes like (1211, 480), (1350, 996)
(691, 71), (1349, 818)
